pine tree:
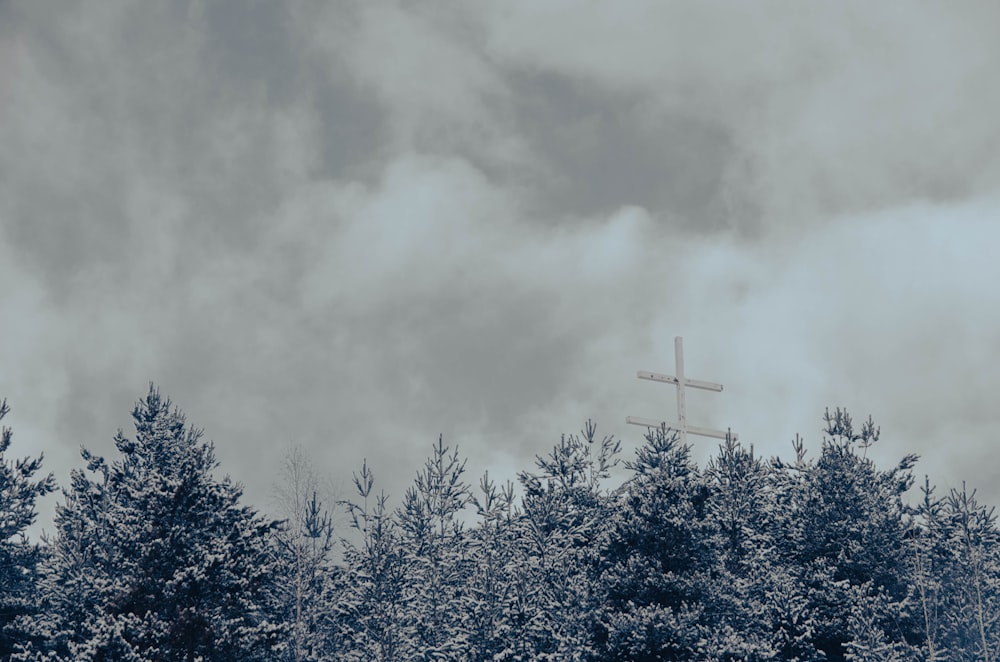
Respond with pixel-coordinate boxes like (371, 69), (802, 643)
(464, 470), (521, 660)
(702, 435), (780, 659)
(915, 481), (1000, 661)
(773, 409), (920, 660)
(594, 426), (716, 660)
(336, 459), (408, 661)
(704, 436), (771, 576)
(396, 436), (473, 659)
(514, 420), (619, 660)
(271, 446), (336, 661)
(0, 398), (56, 657)
(22, 385), (286, 661)
(909, 477), (951, 661)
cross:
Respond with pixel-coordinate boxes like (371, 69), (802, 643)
(627, 336), (736, 444)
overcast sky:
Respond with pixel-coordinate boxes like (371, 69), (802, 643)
(4, 2), (1000, 535)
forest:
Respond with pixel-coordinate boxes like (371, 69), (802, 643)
(1, 385), (998, 661)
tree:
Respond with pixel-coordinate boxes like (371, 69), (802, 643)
(911, 479), (1000, 661)
(0, 398), (56, 657)
(772, 409), (920, 660)
(464, 470), (521, 660)
(335, 459), (408, 661)
(514, 420), (619, 660)
(271, 446), (337, 661)
(908, 477), (950, 661)
(22, 385), (286, 660)
(702, 436), (781, 659)
(945, 483), (1000, 661)
(396, 436), (473, 659)
(595, 426), (718, 660)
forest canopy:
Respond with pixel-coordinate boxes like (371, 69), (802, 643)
(2, 385), (998, 660)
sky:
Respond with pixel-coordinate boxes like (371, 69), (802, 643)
(3, 2), (1000, 536)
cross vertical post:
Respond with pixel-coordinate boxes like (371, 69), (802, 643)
(674, 336), (687, 445)
(627, 335), (736, 442)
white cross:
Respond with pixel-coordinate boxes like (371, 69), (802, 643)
(627, 336), (736, 444)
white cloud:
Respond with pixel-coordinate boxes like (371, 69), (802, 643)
(302, 154), (516, 312)
(5, 1), (1000, 534)
(657, 197), (1000, 475)
(483, 2), (1000, 221)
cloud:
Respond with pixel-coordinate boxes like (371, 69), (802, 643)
(302, 154), (514, 312)
(662, 197), (1000, 483)
(292, 150), (666, 490)
(483, 2), (1000, 222)
(3, 2), (1000, 538)
(300, 2), (527, 172)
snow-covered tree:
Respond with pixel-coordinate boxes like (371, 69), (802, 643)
(594, 426), (717, 660)
(513, 420), (619, 660)
(396, 436), (473, 659)
(335, 459), (408, 661)
(910, 479), (1000, 661)
(944, 483), (1000, 661)
(21, 385), (286, 661)
(463, 470), (521, 660)
(271, 446), (336, 661)
(772, 409), (920, 660)
(701, 436), (780, 659)
(0, 398), (56, 657)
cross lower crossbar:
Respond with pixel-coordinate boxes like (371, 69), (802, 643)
(625, 416), (736, 441)
(637, 371), (723, 392)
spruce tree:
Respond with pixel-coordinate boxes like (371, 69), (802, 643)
(773, 409), (919, 660)
(595, 426), (717, 660)
(0, 398), (56, 657)
(702, 436), (781, 659)
(912, 481), (1000, 661)
(908, 477), (949, 661)
(464, 471), (521, 660)
(515, 420), (619, 660)
(22, 385), (286, 661)
(336, 459), (408, 661)
(397, 436), (473, 659)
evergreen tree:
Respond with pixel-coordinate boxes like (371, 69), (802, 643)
(702, 436), (780, 659)
(271, 446), (336, 661)
(0, 398), (56, 657)
(464, 470), (521, 660)
(336, 459), (408, 661)
(908, 477), (951, 661)
(21, 385), (286, 661)
(594, 426), (718, 660)
(766, 433), (826, 661)
(397, 436), (473, 659)
(514, 420), (619, 660)
(704, 436), (771, 577)
(773, 409), (919, 660)
(911, 479), (1000, 661)
(16, 379), (1000, 660)
(942, 483), (1000, 661)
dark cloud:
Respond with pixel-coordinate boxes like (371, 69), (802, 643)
(359, 284), (580, 431)
(0, 1), (389, 298)
(509, 71), (736, 227)
(3, 3), (1000, 538)
(312, 76), (388, 181)
(201, 1), (301, 104)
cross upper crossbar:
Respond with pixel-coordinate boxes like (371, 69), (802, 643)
(627, 336), (736, 444)
(637, 371), (723, 392)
